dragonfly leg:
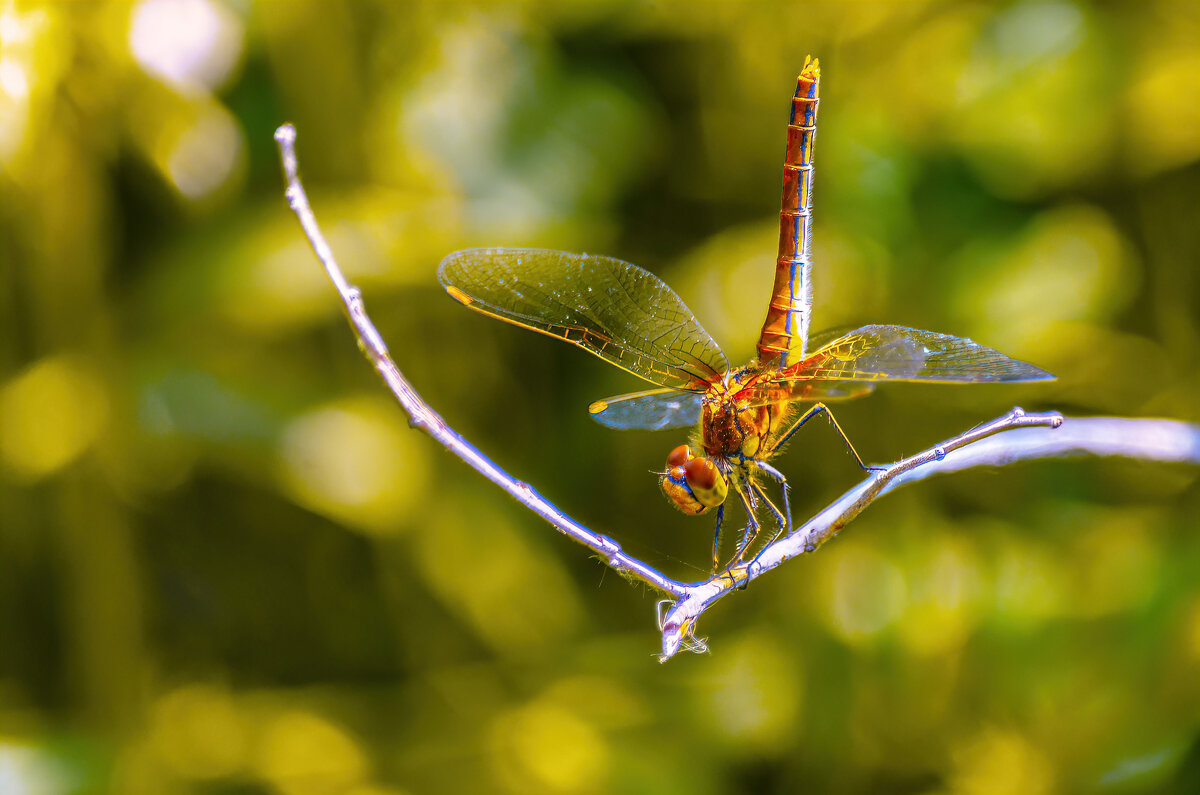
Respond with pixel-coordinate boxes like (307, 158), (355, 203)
(730, 486), (764, 568)
(737, 523), (755, 563)
(710, 503), (725, 575)
(775, 402), (884, 473)
(755, 460), (792, 537)
(742, 480), (786, 563)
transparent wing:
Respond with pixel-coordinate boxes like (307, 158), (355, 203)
(741, 324), (1053, 404)
(587, 388), (704, 431)
(798, 324), (1054, 382)
(439, 249), (728, 391)
(803, 325), (857, 352)
(772, 381), (877, 401)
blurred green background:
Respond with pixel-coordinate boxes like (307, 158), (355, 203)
(1, 0), (1198, 793)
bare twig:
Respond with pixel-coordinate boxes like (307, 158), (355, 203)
(273, 124), (685, 599)
(274, 124), (1200, 662)
(656, 413), (1200, 659)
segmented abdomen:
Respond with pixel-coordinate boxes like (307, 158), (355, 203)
(756, 56), (819, 368)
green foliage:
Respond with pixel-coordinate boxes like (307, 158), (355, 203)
(0, 1), (1197, 792)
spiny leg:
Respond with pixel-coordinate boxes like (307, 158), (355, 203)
(709, 503), (725, 575)
(755, 460), (792, 539)
(729, 484), (763, 569)
(774, 402), (884, 473)
(737, 523), (755, 564)
(737, 480), (786, 566)
(712, 484), (760, 580)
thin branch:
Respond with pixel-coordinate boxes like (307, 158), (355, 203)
(657, 413), (1200, 659)
(274, 124), (1200, 662)
(273, 124), (685, 600)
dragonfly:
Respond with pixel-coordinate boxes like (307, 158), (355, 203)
(438, 57), (1053, 574)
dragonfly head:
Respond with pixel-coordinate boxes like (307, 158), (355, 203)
(660, 444), (728, 515)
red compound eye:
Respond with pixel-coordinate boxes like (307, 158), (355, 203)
(666, 444), (692, 468)
(684, 457), (717, 490)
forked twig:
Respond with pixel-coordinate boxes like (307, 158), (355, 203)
(274, 124), (1200, 661)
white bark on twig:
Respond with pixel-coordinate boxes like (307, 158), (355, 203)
(274, 124), (1200, 662)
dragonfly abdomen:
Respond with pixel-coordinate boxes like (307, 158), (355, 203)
(757, 56), (820, 370)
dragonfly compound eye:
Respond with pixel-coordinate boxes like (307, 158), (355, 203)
(684, 457), (728, 508)
(660, 467), (710, 516)
(666, 444), (693, 468)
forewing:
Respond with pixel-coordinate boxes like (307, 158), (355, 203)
(587, 388), (704, 430)
(806, 326), (1051, 384)
(741, 324), (1052, 405)
(798, 325), (1054, 383)
(803, 325), (857, 352)
(439, 249), (728, 391)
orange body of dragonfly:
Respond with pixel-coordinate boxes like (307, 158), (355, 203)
(438, 57), (1053, 572)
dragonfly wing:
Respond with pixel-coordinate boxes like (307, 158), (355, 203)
(798, 324), (1055, 383)
(739, 379), (876, 410)
(587, 388), (704, 431)
(439, 249), (728, 391)
(740, 324), (1052, 406)
(803, 325), (858, 352)
(786, 381), (876, 400)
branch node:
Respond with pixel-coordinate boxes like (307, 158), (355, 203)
(597, 536), (622, 558)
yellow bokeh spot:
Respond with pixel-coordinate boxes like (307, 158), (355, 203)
(888, 8), (984, 135)
(415, 496), (583, 653)
(254, 710), (368, 795)
(277, 396), (430, 535)
(220, 193), (460, 335)
(0, 2), (68, 166)
(948, 727), (1056, 794)
(163, 102), (243, 201)
(149, 684), (247, 780)
(991, 541), (1068, 628)
(0, 355), (109, 481)
(490, 701), (608, 793)
(956, 203), (1134, 350)
(1032, 321), (1168, 412)
(697, 632), (802, 750)
(951, 2), (1110, 197)
(541, 676), (648, 730)
(222, 228), (338, 333)
(1126, 47), (1200, 176)
(672, 221), (777, 358)
(125, 87), (245, 204)
(1068, 510), (1159, 617)
(897, 535), (985, 657)
(813, 539), (908, 645)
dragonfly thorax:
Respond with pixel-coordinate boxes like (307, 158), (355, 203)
(699, 372), (789, 459)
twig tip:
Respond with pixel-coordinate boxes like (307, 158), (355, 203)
(274, 123), (296, 144)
